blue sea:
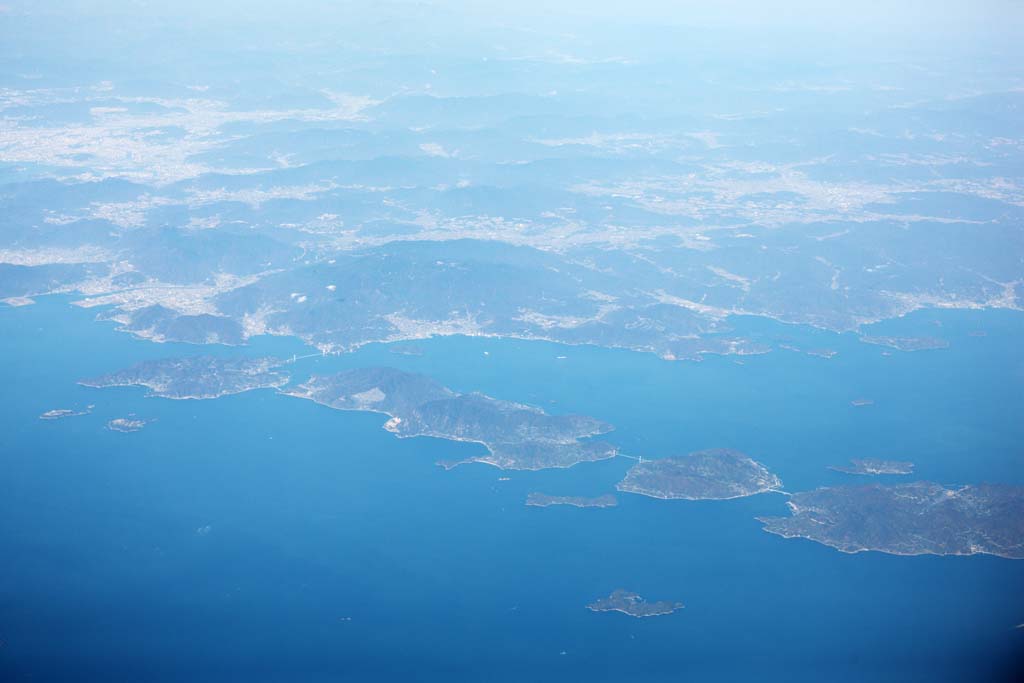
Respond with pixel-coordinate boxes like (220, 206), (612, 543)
(1, 297), (1022, 682)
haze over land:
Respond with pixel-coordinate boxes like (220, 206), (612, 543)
(1, 1), (1023, 362)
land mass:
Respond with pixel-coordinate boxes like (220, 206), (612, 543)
(80, 356), (289, 399)
(283, 367), (617, 470)
(830, 458), (914, 475)
(616, 449), (782, 500)
(526, 493), (617, 508)
(758, 482), (1024, 559)
(587, 590), (683, 618)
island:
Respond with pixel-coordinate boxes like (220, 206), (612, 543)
(107, 417), (150, 432)
(758, 482), (1024, 559)
(616, 449), (782, 500)
(859, 335), (949, 352)
(829, 458), (914, 475)
(283, 367), (618, 470)
(388, 343), (424, 357)
(526, 493), (618, 508)
(778, 344), (838, 360)
(587, 590), (683, 618)
(661, 337), (772, 362)
(3, 296), (35, 307)
(80, 356), (289, 399)
(39, 405), (94, 420)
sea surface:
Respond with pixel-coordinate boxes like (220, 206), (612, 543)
(1, 297), (1022, 682)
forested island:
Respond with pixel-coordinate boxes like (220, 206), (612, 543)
(758, 482), (1024, 559)
(81, 356), (289, 399)
(617, 449), (782, 500)
(587, 590), (684, 618)
(284, 367), (617, 470)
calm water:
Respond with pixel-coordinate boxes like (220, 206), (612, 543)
(1, 297), (1022, 682)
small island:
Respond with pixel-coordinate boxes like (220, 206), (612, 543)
(2, 296), (35, 307)
(830, 458), (914, 476)
(859, 335), (949, 352)
(758, 482), (1024, 559)
(388, 343), (424, 357)
(526, 493), (618, 508)
(662, 337), (771, 362)
(81, 356), (289, 399)
(39, 405), (94, 420)
(587, 590), (683, 618)
(107, 417), (150, 433)
(285, 368), (617, 471)
(616, 449), (782, 500)
(778, 344), (837, 360)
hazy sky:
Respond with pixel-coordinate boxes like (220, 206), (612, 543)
(5, 0), (1024, 42)
(2, 0), (1022, 88)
